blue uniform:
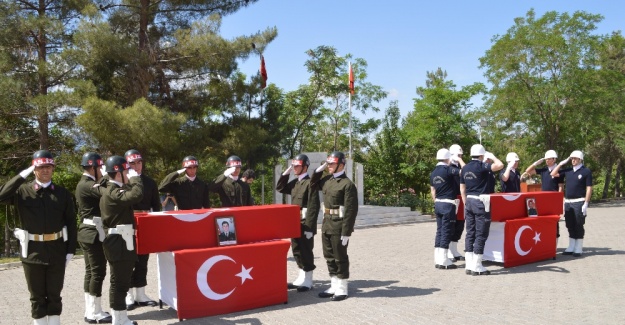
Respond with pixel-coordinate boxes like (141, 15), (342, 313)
(536, 166), (563, 191)
(500, 169), (521, 193)
(449, 162), (464, 243)
(461, 159), (493, 255)
(430, 164), (460, 249)
(556, 165), (592, 239)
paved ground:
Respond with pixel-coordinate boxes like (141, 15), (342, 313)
(1, 202), (624, 325)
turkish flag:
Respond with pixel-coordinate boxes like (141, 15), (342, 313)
(489, 192), (563, 222)
(349, 62), (355, 94)
(503, 215), (559, 267)
(260, 55), (268, 89)
(164, 240), (290, 319)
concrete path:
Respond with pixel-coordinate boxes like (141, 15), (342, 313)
(1, 201), (624, 324)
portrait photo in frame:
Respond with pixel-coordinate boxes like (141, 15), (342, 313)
(216, 216), (237, 246)
(526, 198), (538, 217)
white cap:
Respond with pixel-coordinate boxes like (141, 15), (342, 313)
(506, 152), (520, 163)
(449, 144), (463, 155)
(470, 144), (486, 156)
(436, 148), (451, 160)
(570, 150), (584, 160)
(544, 150), (557, 159)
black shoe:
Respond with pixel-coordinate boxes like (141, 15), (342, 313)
(126, 304), (136, 311)
(297, 285), (312, 292)
(572, 253), (582, 257)
(439, 264), (458, 270)
(465, 269), (472, 275)
(434, 264), (441, 269)
(562, 251), (574, 255)
(85, 317), (96, 324)
(87, 314), (112, 324)
(454, 256), (465, 261)
(287, 283), (298, 289)
(331, 294), (347, 301)
(135, 300), (157, 307)
(318, 291), (334, 298)
(472, 270), (491, 276)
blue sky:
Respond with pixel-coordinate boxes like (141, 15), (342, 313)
(220, 1), (625, 122)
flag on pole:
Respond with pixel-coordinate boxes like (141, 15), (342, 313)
(260, 55), (268, 89)
(349, 62), (354, 94)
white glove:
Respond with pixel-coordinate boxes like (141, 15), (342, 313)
(127, 168), (139, 178)
(224, 166), (236, 177)
(100, 165), (107, 175)
(483, 152), (494, 162)
(558, 157), (570, 166)
(304, 231), (313, 239)
(282, 165), (293, 176)
(582, 202), (588, 215)
(340, 235), (350, 246)
(66, 254), (73, 267)
(174, 205), (179, 211)
(177, 168), (186, 175)
(532, 158), (545, 166)
(450, 153), (458, 163)
(19, 165), (35, 178)
(315, 162), (327, 173)
(506, 161), (515, 170)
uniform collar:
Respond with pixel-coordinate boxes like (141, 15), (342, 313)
(298, 172), (309, 181)
(186, 175), (197, 182)
(111, 180), (123, 187)
(573, 164), (584, 172)
(33, 180), (53, 191)
(436, 162), (447, 166)
(82, 172), (96, 181)
(228, 175), (239, 181)
(333, 170), (345, 178)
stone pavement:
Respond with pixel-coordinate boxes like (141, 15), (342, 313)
(1, 202), (624, 325)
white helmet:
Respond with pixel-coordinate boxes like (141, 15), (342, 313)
(544, 150), (557, 159)
(470, 144), (486, 156)
(506, 152), (520, 163)
(436, 148), (451, 160)
(570, 150), (584, 160)
(449, 144), (463, 155)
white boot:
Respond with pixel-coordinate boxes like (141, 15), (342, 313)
(464, 252), (474, 275)
(332, 278), (348, 301)
(125, 289), (135, 310)
(135, 286), (157, 306)
(47, 315), (60, 325)
(292, 269), (305, 286)
(318, 276), (337, 298)
(112, 309), (137, 325)
(448, 241), (463, 260)
(93, 296), (113, 323)
(563, 238), (575, 255)
(298, 271), (313, 291)
(33, 316), (47, 325)
(84, 292), (91, 319)
(439, 249), (457, 269)
(473, 254), (490, 275)
(573, 239), (584, 257)
(434, 247), (441, 268)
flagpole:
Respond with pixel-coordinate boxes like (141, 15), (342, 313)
(348, 61), (353, 159)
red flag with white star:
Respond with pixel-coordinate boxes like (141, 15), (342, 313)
(503, 215), (559, 267)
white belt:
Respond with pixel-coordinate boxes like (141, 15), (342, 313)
(467, 194), (491, 212)
(107, 224), (136, 251)
(436, 198), (460, 214)
(83, 217), (105, 242)
(82, 218), (96, 226)
(324, 206), (345, 218)
(300, 208), (308, 220)
(565, 198), (586, 203)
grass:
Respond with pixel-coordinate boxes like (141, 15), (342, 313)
(0, 256), (20, 264)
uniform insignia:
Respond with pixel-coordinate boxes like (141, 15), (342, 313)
(92, 184), (101, 188)
(578, 175), (582, 179)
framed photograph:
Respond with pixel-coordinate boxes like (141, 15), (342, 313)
(526, 198), (538, 217)
(216, 216), (237, 246)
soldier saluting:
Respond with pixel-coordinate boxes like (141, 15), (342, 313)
(209, 155), (254, 207)
(311, 151), (358, 302)
(0, 150), (77, 325)
(100, 156), (143, 325)
(159, 156), (210, 210)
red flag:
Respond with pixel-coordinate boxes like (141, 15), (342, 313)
(260, 55), (268, 89)
(503, 216), (559, 267)
(349, 62), (354, 94)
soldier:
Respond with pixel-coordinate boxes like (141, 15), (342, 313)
(550, 150), (592, 257)
(483, 152), (497, 194)
(500, 152), (521, 193)
(447, 144), (466, 261)
(277, 154), (321, 291)
(430, 148), (462, 269)
(311, 151), (358, 301)
(100, 156), (143, 325)
(209, 155), (253, 207)
(158, 156), (210, 210)
(0, 150), (77, 325)
(460, 145), (504, 276)
(124, 150), (161, 310)
(75, 152), (112, 324)
(241, 169), (256, 184)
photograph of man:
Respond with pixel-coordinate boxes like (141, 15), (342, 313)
(218, 219), (237, 244)
(527, 198), (538, 217)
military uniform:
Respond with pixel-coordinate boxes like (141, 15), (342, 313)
(0, 174), (77, 320)
(500, 169), (521, 192)
(311, 170), (358, 280)
(100, 176), (143, 312)
(129, 174), (161, 304)
(159, 171), (210, 209)
(277, 172), (321, 273)
(209, 174), (253, 207)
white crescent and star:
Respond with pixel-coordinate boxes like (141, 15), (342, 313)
(196, 254), (254, 300)
(514, 225), (541, 256)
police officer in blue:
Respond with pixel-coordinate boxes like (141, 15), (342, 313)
(460, 144), (503, 275)
(430, 148), (463, 269)
(500, 152), (521, 193)
(483, 152), (498, 194)
(550, 150), (592, 257)
(446, 144), (465, 261)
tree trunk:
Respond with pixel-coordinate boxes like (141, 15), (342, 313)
(37, 0), (49, 149)
(602, 161), (613, 199)
(615, 158), (622, 198)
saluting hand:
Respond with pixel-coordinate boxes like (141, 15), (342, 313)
(224, 166), (236, 177)
(127, 168), (139, 178)
(19, 165), (35, 178)
(177, 168), (186, 175)
(282, 165), (293, 176)
(558, 157), (570, 166)
(532, 158), (545, 166)
(315, 162), (327, 173)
